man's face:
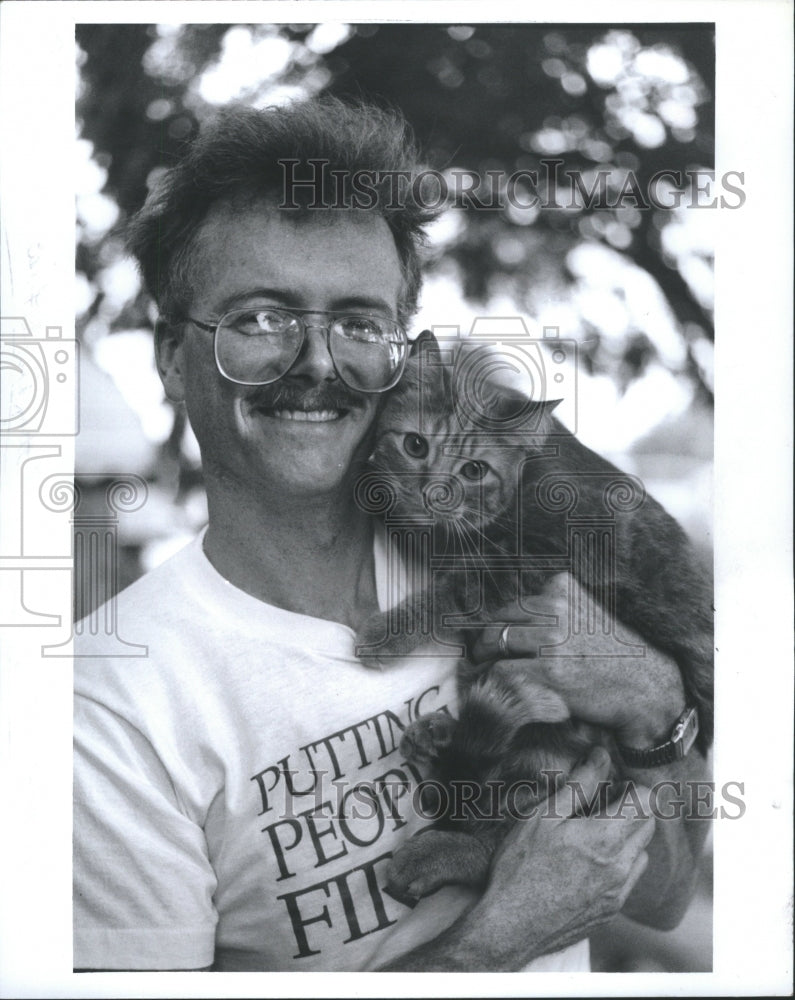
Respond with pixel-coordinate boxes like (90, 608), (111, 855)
(157, 200), (404, 500)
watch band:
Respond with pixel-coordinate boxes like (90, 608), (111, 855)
(617, 706), (699, 768)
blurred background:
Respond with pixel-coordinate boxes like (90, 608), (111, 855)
(74, 21), (713, 971)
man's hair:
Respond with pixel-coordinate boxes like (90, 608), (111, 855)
(126, 97), (440, 327)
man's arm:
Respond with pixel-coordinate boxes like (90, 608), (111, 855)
(611, 706), (712, 929)
(377, 750), (656, 971)
(74, 694), (218, 971)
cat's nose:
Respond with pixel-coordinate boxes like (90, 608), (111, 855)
(421, 474), (465, 515)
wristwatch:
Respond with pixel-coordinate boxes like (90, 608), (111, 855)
(617, 706), (699, 768)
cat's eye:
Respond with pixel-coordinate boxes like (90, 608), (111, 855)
(403, 433), (429, 458)
(460, 460), (488, 481)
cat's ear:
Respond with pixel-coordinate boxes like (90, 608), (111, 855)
(493, 387), (561, 414)
(482, 383), (562, 426)
(409, 328), (438, 358)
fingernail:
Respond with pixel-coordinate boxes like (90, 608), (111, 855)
(590, 746), (609, 767)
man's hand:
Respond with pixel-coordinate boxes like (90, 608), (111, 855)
(470, 572), (687, 748)
(469, 570), (711, 931)
(377, 748), (655, 970)
(478, 747), (657, 964)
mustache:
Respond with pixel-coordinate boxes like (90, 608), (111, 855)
(248, 381), (366, 412)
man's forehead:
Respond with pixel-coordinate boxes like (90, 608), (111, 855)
(199, 194), (395, 245)
(189, 196), (404, 311)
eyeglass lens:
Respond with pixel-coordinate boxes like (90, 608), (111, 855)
(214, 308), (405, 391)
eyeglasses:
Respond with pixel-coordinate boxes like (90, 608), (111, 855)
(182, 306), (409, 393)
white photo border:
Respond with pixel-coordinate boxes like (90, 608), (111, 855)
(0, 1), (792, 996)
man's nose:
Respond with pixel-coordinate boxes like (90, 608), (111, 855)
(287, 324), (336, 381)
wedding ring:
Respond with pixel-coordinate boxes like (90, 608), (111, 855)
(497, 624), (511, 658)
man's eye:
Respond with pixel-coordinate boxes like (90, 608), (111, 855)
(403, 433), (429, 459)
(336, 317), (386, 342)
(460, 460), (488, 481)
(254, 310), (294, 334)
(229, 310), (292, 336)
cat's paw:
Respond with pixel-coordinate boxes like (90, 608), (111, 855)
(400, 711), (457, 765)
(487, 664), (571, 722)
(354, 611), (391, 663)
(385, 829), (490, 903)
(355, 607), (425, 664)
(354, 612), (411, 663)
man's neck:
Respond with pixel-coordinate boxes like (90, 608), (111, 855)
(202, 477), (379, 632)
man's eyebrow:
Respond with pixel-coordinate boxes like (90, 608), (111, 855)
(213, 288), (298, 314)
(326, 295), (396, 315)
(214, 289), (396, 316)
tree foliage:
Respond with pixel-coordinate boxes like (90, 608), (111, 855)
(76, 22), (715, 402)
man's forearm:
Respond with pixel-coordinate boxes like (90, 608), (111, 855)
(619, 748), (712, 929)
(375, 899), (516, 971)
(375, 883), (599, 971)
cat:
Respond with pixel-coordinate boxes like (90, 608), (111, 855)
(354, 330), (714, 903)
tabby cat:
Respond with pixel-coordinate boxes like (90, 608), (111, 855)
(354, 331), (713, 902)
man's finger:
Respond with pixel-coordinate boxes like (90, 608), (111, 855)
(617, 850), (650, 907)
(548, 746), (613, 821)
(605, 781), (655, 823)
(471, 623), (548, 664)
(620, 812), (656, 853)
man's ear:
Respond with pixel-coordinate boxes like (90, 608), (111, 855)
(409, 328), (438, 359)
(154, 319), (187, 403)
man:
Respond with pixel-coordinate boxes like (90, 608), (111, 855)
(73, 98), (711, 972)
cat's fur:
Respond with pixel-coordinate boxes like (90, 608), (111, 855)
(355, 332), (714, 902)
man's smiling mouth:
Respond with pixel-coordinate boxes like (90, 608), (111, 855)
(249, 383), (363, 424)
(269, 408), (343, 422)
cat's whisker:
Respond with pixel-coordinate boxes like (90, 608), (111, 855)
(452, 516), (502, 586)
(445, 520), (476, 567)
(456, 509), (502, 557)
(447, 525), (485, 568)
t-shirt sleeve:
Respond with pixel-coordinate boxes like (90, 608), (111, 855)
(73, 693), (218, 970)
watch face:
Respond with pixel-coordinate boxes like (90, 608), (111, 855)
(679, 707), (700, 753)
(0, 343), (47, 431)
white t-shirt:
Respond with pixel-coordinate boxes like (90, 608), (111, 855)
(73, 530), (589, 972)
